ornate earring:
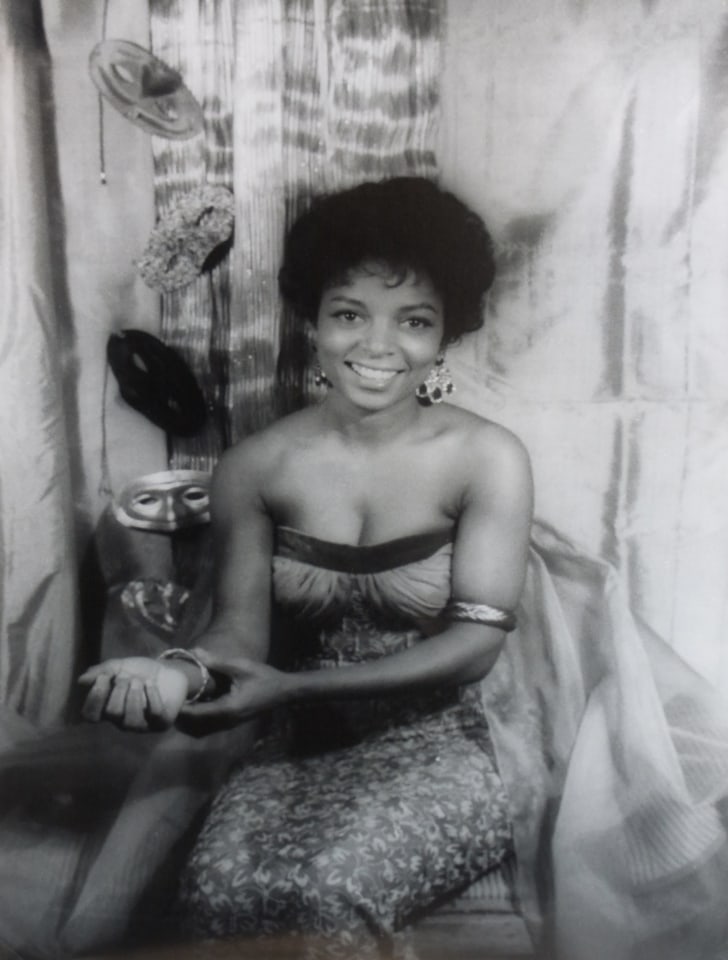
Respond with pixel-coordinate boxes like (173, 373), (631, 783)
(415, 354), (454, 405)
(313, 363), (331, 388)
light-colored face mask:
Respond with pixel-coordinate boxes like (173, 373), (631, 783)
(113, 470), (212, 532)
(89, 39), (203, 140)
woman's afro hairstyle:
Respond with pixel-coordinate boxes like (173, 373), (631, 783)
(278, 177), (496, 343)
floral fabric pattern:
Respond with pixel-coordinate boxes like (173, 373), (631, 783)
(177, 533), (513, 958)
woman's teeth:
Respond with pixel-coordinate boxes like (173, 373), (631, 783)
(348, 362), (400, 383)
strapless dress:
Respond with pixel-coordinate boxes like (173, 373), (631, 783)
(176, 526), (514, 957)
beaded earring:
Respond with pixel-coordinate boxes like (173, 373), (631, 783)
(415, 355), (454, 405)
(313, 363), (331, 388)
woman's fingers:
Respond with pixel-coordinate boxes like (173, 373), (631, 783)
(124, 678), (148, 731)
(104, 676), (129, 720)
(78, 660), (121, 685)
(81, 673), (113, 722)
(144, 681), (173, 728)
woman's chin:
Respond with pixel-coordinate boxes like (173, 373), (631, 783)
(332, 384), (416, 414)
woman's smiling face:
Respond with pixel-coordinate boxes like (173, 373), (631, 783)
(313, 263), (445, 413)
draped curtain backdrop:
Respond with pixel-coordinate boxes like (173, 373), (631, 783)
(3, 0), (728, 718)
(0, 2), (78, 724)
(440, 0), (728, 692)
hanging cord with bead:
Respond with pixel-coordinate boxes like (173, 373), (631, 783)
(98, 350), (114, 499)
(97, 0), (111, 185)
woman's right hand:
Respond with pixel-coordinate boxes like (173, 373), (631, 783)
(78, 657), (189, 731)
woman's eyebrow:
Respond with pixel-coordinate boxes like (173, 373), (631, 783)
(326, 295), (367, 307)
(398, 302), (440, 313)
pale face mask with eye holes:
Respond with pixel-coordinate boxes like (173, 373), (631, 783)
(113, 470), (212, 532)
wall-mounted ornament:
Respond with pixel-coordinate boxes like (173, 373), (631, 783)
(120, 579), (190, 635)
(89, 38), (203, 140)
(107, 329), (208, 436)
(136, 184), (235, 291)
(112, 470), (212, 532)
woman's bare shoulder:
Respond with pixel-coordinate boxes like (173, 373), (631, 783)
(439, 404), (530, 467)
(213, 408), (321, 486)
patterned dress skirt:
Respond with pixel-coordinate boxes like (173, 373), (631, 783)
(177, 681), (513, 959)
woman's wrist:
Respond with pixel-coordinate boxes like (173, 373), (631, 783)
(158, 648), (211, 702)
(279, 668), (304, 706)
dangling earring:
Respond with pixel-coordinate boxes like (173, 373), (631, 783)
(415, 354), (454, 405)
(313, 363), (331, 388)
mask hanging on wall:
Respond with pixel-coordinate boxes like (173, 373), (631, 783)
(112, 469), (212, 532)
(89, 38), (203, 140)
(120, 579), (191, 637)
(136, 184), (235, 292)
(107, 329), (208, 437)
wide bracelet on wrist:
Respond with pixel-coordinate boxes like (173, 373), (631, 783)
(158, 647), (211, 704)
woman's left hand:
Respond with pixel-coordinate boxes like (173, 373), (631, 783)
(178, 649), (293, 732)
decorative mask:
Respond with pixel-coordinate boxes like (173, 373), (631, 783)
(89, 39), (203, 140)
(121, 579), (190, 636)
(113, 470), (212, 532)
(136, 184), (235, 292)
(107, 329), (208, 436)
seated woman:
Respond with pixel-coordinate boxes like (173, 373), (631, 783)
(4, 178), (728, 960)
(80, 177), (531, 959)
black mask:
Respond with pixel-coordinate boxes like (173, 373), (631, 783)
(107, 329), (207, 436)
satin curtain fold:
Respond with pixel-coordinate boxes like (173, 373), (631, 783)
(441, 0), (728, 692)
(0, 1), (78, 723)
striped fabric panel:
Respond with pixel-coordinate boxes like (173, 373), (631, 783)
(149, 0), (234, 470)
(451, 856), (520, 912)
(150, 1), (444, 441)
(325, 0), (441, 188)
(229, 0), (288, 439)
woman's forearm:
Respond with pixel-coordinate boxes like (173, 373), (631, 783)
(282, 623), (505, 704)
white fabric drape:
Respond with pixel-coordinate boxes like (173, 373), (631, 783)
(0, 0), (78, 723)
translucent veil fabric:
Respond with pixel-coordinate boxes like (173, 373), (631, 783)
(486, 523), (728, 960)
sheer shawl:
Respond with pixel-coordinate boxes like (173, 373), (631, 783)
(488, 522), (728, 960)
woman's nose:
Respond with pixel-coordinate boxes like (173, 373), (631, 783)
(362, 317), (396, 353)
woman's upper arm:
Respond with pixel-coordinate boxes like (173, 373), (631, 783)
(451, 424), (534, 612)
(203, 437), (275, 661)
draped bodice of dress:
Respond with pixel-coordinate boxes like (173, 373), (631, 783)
(270, 524), (486, 750)
(272, 525), (454, 662)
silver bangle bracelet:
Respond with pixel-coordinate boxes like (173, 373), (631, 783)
(444, 600), (517, 633)
(158, 647), (211, 704)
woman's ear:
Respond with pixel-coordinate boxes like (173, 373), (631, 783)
(306, 318), (318, 346)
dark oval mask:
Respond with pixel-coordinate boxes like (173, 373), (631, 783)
(107, 329), (207, 436)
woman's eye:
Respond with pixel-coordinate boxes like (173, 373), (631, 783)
(333, 311), (360, 323)
(403, 316), (432, 329)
